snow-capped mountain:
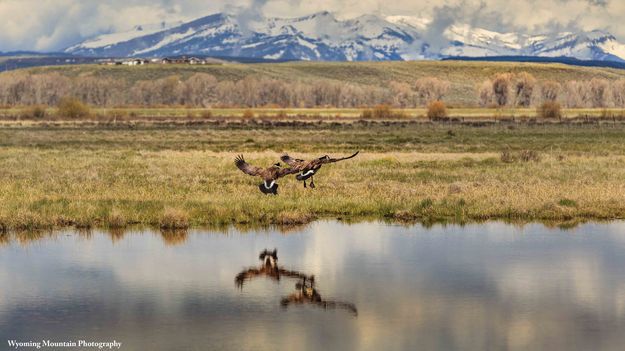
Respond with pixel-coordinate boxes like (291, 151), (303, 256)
(65, 12), (625, 63)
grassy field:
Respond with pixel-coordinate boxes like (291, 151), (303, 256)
(23, 60), (625, 106)
(1, 120), (625, 232)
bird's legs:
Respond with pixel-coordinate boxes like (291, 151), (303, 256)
(303, 179), (307, 188)
(310, 176), (316, 189)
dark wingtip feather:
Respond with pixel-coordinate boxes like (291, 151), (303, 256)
(235, 154), (245, 167)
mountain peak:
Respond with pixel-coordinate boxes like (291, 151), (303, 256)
(65, 11), (625, 63)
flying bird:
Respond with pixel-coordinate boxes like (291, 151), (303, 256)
(280, 151), (360, 188)
(234, 155), (299, 195)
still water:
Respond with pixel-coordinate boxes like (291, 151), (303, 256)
(2, 221), (625, 350)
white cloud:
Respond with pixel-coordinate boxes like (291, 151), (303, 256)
(0, 0), (622, 52)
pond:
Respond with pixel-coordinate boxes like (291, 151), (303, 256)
(2, 221), (625, 350)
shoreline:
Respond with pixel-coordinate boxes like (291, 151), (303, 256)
(1, 217), (622, 244)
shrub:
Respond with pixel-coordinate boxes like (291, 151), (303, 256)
(427, 100), (447, 119)
(22, 105), (47, 119)
(201, 110), (213, 119)
(538, 101), (562, 119)
(372, 104), (393, 119)
(361, 109), (373, 119)
(242, 109), (254, 119)
(57, 97), (91, 119)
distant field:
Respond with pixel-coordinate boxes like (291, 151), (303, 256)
(2, 107), (625, 119)
(23, 60), (625, 106)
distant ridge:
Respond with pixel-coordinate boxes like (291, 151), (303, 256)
(443, 56), (625, 70)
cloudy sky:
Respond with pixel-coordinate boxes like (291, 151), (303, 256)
(0, 0), (623, 52)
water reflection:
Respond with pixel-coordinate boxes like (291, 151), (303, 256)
(2, 221), (625, 350)
(235, 249), (309, 287)
(0, 218), (604, 247)
(160, 229), (189, 246)
(236, 249), (358, 316)
(281, 276), (358, 316)
(0, 232), (8, 246)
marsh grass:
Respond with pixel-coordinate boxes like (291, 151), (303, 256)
(159, 208), (190, 229)
(1, 122), (625, 230)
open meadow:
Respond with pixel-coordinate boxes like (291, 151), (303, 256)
(2, 60), (625, 231)
(1, 118), (625, 231)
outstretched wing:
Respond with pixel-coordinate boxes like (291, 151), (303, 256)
(320, 151), (360, 164)
(235, 268), (261, 288)
(235, 155), (263, 176)
(275, 166), (301, 178)
(280, 154), (305, 167)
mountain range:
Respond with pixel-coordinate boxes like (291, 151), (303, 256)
(65, 11), (625, 63)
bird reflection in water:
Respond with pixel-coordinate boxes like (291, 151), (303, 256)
(235, 249), (309, 287)
(236, 249), (358, 316)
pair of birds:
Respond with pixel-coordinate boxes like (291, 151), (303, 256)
(235, 151), (360, 194)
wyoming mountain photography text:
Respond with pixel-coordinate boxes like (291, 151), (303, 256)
(6, 340), (122, 350)
(2, 0), (625, 350)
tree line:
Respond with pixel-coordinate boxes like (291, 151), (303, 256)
(0, 70), (624, 108)
(477, 72), (625, 108)
(0, 72), (451, 108)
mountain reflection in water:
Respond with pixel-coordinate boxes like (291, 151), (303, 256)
(2, 221), (625, 351)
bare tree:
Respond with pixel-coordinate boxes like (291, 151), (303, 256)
(415, 77), (450, 106)
(612, 79), (625, 108)
(182, 73), (218, 107)
(514, 72), (537, 107)
(476, 79), (493, 107)
(540, 81), (561, 103)
(589, 78), (610, 108)
(492, 73), (512, 107)
(563, 81), (589, 108)
(389, 81), (415, 108)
